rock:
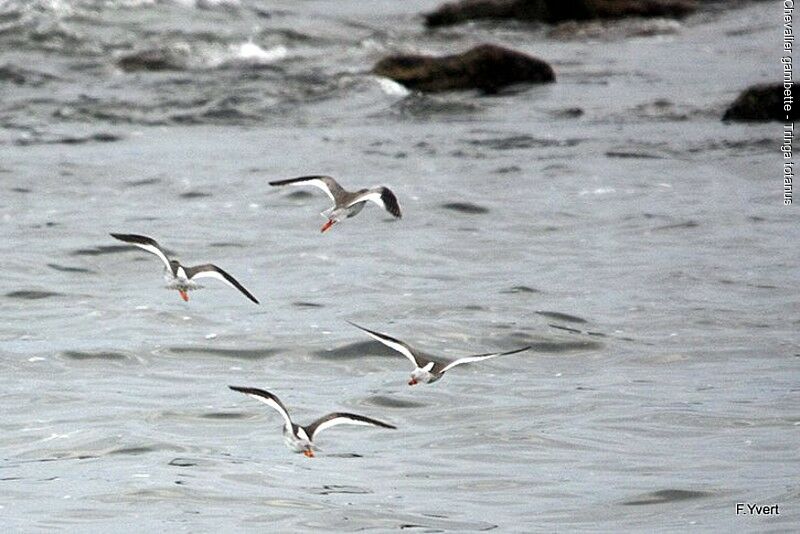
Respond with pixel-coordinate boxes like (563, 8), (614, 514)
(373, 44), (554, 93)
(723, 83), (798, 122)
(424, 0), (696, 27)
(116, 47), (188, 72)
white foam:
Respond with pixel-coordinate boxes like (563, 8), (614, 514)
(232, 42), (288, 64)
(578, 187), (616, 196)
(171, 0), (240, 8)
(375, 76), (410, 97)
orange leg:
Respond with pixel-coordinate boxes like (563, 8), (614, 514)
(320, 219), (335, 233)
(179, 290), (189, 302)
(303, 449), (315, 458)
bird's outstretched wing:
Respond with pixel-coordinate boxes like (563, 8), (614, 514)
(229, 386), (292, 429)
(347, 321), (424, 367)
(185, 264), (260, 304)
(440, 346), (531, 373)
(347, 187), (402, 218)
(269, 175), (345, 202)
(306, 412), (396, 441)
(110, 233), (172, 272)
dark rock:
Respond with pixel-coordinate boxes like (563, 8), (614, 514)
(116, 48), (187, 72)
(373, 44), (554, 93)
(424, 0), (696, 27)
(723, 83), (798, 122)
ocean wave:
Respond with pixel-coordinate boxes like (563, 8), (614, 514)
(115, 41), (288, 71)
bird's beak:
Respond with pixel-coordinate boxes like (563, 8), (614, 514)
(179, 290), (189, 302)
(408, 378), (417, 386)
(320, 219), (335, 233)
(303, 449), (315, 458)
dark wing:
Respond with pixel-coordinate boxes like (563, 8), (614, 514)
(306, 412), (396, 440)
(268, 175), (346, 202)
(184, 264), (259, 304)
(347, 187), (402, 219)
(228, 386), (293, 429)
(110, 233), (172, 271)
(439, 346), (531, 373)
(347, 321), (424, 367)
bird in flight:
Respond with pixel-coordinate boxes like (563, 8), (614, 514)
(110, 233), (259, 304)
(269, 175), (402, 233)
(229, 386), (395, 457)
(348, 321), (530, 385)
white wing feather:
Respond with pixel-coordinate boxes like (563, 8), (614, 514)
(188, 269), (238, 290)
(244, 394), (293, 430)
(287, 178), (335, 201)
(440, 353), (505, 373)
(310, 416), (378, 438)
(346, 191), (383, 209)
(439, 347), (530, 373)
(128, 242), (172, 271)
(353, 326), (420, 367)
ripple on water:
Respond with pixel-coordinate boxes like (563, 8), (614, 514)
(168, 346), (280, 360)
(47, 263), (95, 274)
(70, 244), (138, 256)
(501, 285), (540, 294)
(313, 340), (399, 360)
(360, 395), (427, 409)
(535, 310), (588, 323)
(179, 191), (212, 199)
(621, 489), (711, 506)
(505, 333), (603, 352)
(312, 485), (372, 495)
(199, 411), (251, 420)
(61, 350), (132, 361)
(468, 134), (582, 150)
(549, 324), (608, 337)
(285, 190), (315, 200)
(124, 177), (161, 187)
(652, 220), (700, 231)
(440, 202), (490, 214)
(292, 301), (324, 308)
(5, 290), (62, 299)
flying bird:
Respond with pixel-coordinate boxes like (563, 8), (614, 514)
(110, 233), (259, 304)
(348, 321), (530, 385)
(268, 175), (402, 233)
(228, 386), (395, 457)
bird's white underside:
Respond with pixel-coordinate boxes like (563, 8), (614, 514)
(440, 352), (505, 373)
(287, 179), (335, 201)
(189, 269), (238, 290)
(129, 242), (172, 271)
(310, 416), (379, 439)
(246, 393), (294, 430)
(346, 190), (385, 210)
(360, 329), (418, 367)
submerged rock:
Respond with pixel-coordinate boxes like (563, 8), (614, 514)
(373, 44), (554, 93)
(424, 0), (696, 27)
(723, 83), (798, 122)
(116, 47), (188, 72)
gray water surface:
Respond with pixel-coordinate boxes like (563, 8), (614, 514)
(1, 0), (798, 531)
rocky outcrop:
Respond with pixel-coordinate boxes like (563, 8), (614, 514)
(116, 47), (188, 72)
(424, 0), (697, 27)
(723, 83), (798, 122)
(373, 44), (554, 93)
